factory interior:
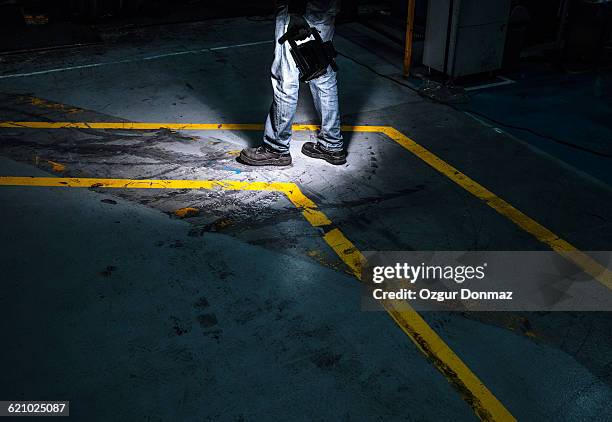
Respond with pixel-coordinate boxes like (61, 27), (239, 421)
(1, 0), (611, 420)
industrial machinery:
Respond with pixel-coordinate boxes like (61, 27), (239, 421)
(423, 0), (511, 77)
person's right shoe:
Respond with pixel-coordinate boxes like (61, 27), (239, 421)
(239, 145), (292, 166)
(301, 142), (347, 165)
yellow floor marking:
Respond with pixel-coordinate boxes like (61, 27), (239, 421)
(323, 225), (514, 421)
(3, 119), (611, 419)
(20, 96), (83, 114)
(323, 228), (364, 278)
(381, 298), (512, 422)
(381, 127), (612, 290)
(46, 160), (66, 172)
(279, 183), (332, 227)
(0, 121), (388, 133)
(174, 207), (199, 218)
(2, 120), (609, 290)
(0, 175), (515, 421)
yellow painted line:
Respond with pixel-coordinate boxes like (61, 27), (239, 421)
(21, 96), (83, 114)
(279, 183), (332, 227)
(322, 227), (514, 421)
(323, 228), (364, 278)
(380, 298), (513, 422)
(174, 207), (199, 218)
(46, 160), (66, 172)
(381, 127), (612, 290)
(0, 176), (286, 191)
(3, 120), (609, 290)
(0, 121), (388, 133)
(0, 175), (329, 227)
(0, 175), (515, 421)
(3, 119), (610, 418)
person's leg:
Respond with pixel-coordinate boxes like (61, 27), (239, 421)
(263, 6), (300, 153)
(307, 68), (343, 151)
(301, 2), (345, 164)
(240, 6), (297, 166)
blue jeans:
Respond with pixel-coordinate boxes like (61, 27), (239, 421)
(263, 4), (343, 153)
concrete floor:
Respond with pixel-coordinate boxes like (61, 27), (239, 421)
(463, 66), (612, 186)
(1, 17), (612, 421)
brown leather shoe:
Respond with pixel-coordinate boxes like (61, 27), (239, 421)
(239, 145), (292, 166)
(301, 142), (346, 165)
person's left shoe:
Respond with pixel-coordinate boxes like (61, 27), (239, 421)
(301, 142), (347, 165)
